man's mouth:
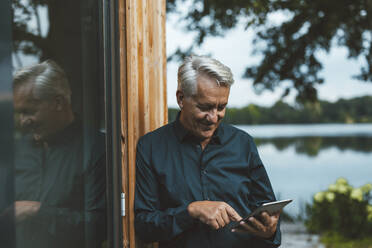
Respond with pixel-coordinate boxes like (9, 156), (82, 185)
(200, 123), (214, 131)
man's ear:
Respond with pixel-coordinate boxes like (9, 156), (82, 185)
(176, 90), (184, 109)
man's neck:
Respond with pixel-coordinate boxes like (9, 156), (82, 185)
(55, 110), (75, 134)
(39, 111), (75, 143)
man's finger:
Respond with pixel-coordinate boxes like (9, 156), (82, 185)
(267, 212), (280, 228)
(260, 211), (271, 226)
(226, 206), (241, 221)
(247, 217), (265, 231)
(221, 208), (230, 225)
(232, 221), (258, 234)
(216, 214), (226, 229)
(272, 211), (281, 219)
(210, 220), (220, 230)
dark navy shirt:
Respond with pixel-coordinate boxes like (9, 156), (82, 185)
(134, 116), (281, 248)
(15, 121), (106, 248)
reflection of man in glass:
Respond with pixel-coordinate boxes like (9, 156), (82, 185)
(13, 60), (106, 248)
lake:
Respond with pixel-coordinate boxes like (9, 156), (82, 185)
(236, 123), (372, 217)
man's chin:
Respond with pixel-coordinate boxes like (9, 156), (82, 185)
(33, 133), (42, 141)
(198, 130), (215, 140)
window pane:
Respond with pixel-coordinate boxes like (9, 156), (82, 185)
(0, 0), (15, 247)
(12, 1), (107, 248)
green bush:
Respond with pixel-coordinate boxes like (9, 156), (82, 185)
(305, 178), (372, 239)
(320, 232), (372, 248)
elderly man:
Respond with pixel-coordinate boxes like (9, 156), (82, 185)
(13, 60), (106, 248)
(134, 55), (281, 247)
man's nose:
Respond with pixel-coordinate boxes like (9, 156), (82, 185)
(206, 109), (218, 123)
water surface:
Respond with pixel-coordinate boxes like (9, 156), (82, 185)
(236, 124), (372, 217)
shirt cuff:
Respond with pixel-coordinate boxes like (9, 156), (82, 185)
(257, 227), (281, 247)
(173, 204), (197, 233)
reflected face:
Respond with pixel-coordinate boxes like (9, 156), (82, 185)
(14, 83), (60, 141)
(178, 74), (230, 142)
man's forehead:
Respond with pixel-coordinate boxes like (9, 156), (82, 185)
(196, 73), (220, 85)
(197, 72), (230, 88)
(14, 83), (41, 106)
(14, 82), (40, 99)
(194, 96), (229, 105)
(15, 80), (33, 93)
(195, 79), (229, 97)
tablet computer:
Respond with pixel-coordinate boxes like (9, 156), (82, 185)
(231, 199), (292, 229)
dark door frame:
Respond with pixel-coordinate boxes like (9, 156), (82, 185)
(102, 0), (123, 247)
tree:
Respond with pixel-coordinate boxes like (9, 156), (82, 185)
(12, 0), (102, 115)
(167, 0), (372, 102)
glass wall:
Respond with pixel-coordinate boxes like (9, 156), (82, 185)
(0, 0), (113, 247)
(0, 0), (15, 247)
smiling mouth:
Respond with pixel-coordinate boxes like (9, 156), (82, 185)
(200, 124), (215, 131)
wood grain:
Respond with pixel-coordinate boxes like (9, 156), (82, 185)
(120, 0), (167, 247)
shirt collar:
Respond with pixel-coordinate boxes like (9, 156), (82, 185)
(174, 111), (189, 142)
(173, 111), (224, 145)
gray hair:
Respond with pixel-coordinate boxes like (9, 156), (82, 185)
(177, 55), (234, 96)
(13, 60), (72, 104)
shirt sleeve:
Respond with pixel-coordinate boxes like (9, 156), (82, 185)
(247, 145), (281, 247)
(134, 139), (196, 243)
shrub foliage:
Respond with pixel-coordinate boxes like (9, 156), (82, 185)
(305, 178), (372, 239)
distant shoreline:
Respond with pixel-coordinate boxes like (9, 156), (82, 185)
(168, 95), (372, 125)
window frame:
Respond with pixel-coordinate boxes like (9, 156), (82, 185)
(102, 0), (124, 247)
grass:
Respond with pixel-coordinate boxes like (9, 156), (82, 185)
(320, 232), (372, 248)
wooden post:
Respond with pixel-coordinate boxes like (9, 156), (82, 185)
(120, 0), (167, 247)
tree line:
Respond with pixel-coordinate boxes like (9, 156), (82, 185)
(168, 96), (372, 124)
(167, 0), (372, 103)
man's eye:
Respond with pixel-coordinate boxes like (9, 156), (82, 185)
(217, 105), (226, 111)
(198, 105), (210, 111)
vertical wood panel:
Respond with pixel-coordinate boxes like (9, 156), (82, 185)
(118, 0), (129, 247)
(120, 0), (167, 247)
(161, 2), (168, 125)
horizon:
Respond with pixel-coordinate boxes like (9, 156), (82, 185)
(167, 94), (372, 109)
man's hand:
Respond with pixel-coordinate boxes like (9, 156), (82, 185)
(15, 201), (41, 223)
(232, 211), (280, 239)
(187, 201), (241, 230)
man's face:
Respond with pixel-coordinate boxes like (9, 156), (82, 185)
(178, 74), (230, 142)
(14, 83), (60, 141)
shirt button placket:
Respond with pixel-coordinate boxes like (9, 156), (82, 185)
(203, 169), (209, 200)
(199, 145), (209, 201)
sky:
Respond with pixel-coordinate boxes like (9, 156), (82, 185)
(166, 11), (372, 108)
